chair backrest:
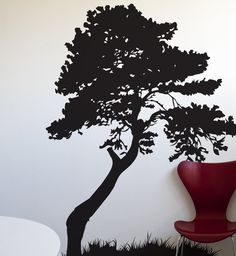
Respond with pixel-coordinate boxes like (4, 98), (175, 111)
(177, 160), (236, 220)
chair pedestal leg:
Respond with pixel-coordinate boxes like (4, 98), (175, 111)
(180, 237), (184, 256)
(231, 236), (236, 256)
(176, 236), (236, 256)
(175, 235), (184, 256)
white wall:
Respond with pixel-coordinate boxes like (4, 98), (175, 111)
(1, 0), (236, 255)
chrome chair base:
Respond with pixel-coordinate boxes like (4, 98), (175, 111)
(175, 235), (236, 256)
(175, 235), (184, 256)
(232, 236), (236, 256)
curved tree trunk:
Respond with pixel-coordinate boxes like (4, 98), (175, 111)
(66, 125), (143, 256)
(66, 166), (124, 256)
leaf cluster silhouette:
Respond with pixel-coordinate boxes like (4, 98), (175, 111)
(47, 4), (236, 161)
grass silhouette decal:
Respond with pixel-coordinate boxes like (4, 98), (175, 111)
(47, 4), (236, 256)
(62, 235), (217, 256)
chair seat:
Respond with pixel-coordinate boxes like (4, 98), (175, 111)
(175, 220), (236, 243)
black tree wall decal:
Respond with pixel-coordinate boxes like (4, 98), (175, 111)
(47, 4), (236, 256)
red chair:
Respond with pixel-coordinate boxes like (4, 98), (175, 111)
(174, 160), (236, 256)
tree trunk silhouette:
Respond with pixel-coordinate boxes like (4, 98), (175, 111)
(66, 125), (142, 256)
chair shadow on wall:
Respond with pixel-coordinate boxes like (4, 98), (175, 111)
(174, 160), (236, 256)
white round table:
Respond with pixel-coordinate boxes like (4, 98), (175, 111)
(0, 216), (60, 256)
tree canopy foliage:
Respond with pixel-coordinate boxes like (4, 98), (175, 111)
(47, 4), (236, 162)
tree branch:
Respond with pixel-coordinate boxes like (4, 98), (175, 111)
(107, 147), (120, 163)
(168, 93), (182, 108)
(142, 89), (160, 101)
(144, 110), (164, 129)
(147, 99), (167, 110)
